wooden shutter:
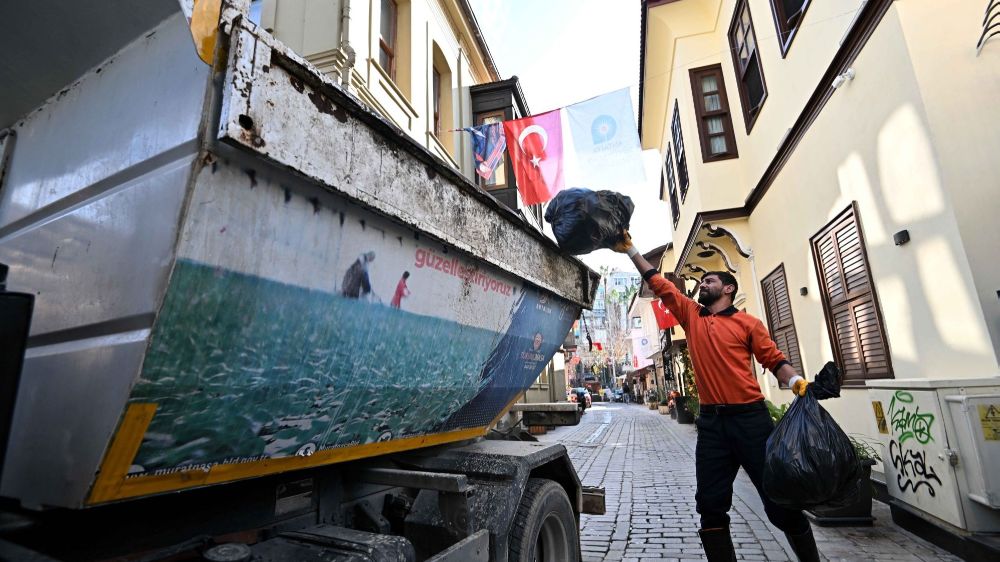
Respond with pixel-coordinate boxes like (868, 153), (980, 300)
(761, 264), (803, 382)
(811, 204), (892, 383)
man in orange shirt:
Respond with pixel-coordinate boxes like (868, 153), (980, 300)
(615, 232), (819, 562)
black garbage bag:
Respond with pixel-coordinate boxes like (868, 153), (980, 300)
(763, 362), (862, 509)
(544, 188), (634, 255)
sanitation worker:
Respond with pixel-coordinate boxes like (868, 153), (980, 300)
(614, 231), (820, 562)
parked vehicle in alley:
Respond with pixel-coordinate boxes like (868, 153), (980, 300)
(568, 387), (592, 410)
(0, 2), (602, 560)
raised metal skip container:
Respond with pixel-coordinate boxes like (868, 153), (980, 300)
(0, 1), (596, 511)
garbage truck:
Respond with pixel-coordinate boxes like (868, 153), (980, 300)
(0, 1), (601, 560)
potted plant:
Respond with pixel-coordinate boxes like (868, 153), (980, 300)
(658, 390), (670, 415)
(765, 400), (789, 425)
(668, 391), (679, 419)
(805, 435), (880, 526)
(676, 348), (697, 424)
(675, 395), (695, 424)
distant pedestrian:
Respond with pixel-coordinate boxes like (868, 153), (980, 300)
(390, 271), (411, 308)
(615, 230), (819, 562)
(622, 381), (632, 404)
(342, 251), (375, 299)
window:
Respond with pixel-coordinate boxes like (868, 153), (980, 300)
(811, 203), (893, 385)
(689, 65), (738, 162)
(760, 264), (803, 387)
(728, 0), (767, 132)
(432, 67), (441, 135)
(770, 0), (810, 56)
(661, 145), (680, 229)
(379, 0), (397, 79)
(475, 111), (508, 190)
(671, 101), (689, 199)
(430, 43), (455, 156)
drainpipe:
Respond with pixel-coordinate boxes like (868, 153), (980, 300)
(339, 0), (356, 88)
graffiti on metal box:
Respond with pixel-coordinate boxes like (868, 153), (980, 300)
(888, 390), (935, 445)
(889, 439), (942, 497)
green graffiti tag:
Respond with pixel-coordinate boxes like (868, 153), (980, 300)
(888, 390), (935, 445)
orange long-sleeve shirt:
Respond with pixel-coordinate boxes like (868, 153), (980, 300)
(647, 271), (789, 405)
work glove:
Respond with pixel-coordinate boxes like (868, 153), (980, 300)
(789, 376), (809, 397)
(611, 230), (633, 253)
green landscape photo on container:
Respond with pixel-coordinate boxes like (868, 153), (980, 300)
(128, 259), (507, 472)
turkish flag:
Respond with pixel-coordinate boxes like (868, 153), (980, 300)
(502, 110), (565, 205)
(651, 299), (680, 329)
(593, 342), (603, 351)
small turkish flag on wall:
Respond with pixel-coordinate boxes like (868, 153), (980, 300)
(651, 299), (680, 329)
(502, 110), (565, 205)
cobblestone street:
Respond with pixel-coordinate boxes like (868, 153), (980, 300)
(536, 401), (962, 562)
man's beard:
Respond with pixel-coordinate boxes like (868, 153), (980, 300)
(698, 288), (721, 306)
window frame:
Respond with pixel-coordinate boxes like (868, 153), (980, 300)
(661, 144), (680, 229)
(688, 64), (739, 162)
(432, 66), (442, 136)
(670, 101), (690, 200)
(810, 202), (894, 386)
(728, 0), (768, 133)
(770, 0), (811, 57)
(379, 0), (398, 80)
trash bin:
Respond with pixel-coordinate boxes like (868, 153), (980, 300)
(675, 396), (695, 424)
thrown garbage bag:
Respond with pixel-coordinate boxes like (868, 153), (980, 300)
(544, 188), (634, 255)
(763, 362), (862, 509)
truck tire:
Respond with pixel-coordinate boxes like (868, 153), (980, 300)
(508, 478), (580, 562)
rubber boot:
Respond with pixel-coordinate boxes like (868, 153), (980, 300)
(698, 527), (737, 562)
(784, 526), (820, 562)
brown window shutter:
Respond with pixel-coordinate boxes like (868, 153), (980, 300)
(761, 264), (803, 383)
(811, 204), (893, 384)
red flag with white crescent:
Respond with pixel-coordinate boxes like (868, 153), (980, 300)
(651, 299), (680, 329)
(502, 110), (565, 205)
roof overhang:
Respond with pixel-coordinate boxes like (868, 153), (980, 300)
(455, 0), (501, 82)
(638, 0), (722, 150)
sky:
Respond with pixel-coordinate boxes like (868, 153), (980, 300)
(468, 0), (673, 273)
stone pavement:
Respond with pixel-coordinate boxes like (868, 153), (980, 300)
(535, 401), (962, 562)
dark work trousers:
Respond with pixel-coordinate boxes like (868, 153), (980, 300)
(694, 405), (810, 534)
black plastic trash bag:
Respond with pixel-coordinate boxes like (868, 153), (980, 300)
(763, 362), (862, 509)
(544, 188), (634, 255)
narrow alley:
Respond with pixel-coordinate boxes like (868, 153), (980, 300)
(538, 402), (963, 562)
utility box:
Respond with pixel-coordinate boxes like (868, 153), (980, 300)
(944, 394), (1000, 509)
(867, 378), (1000, 534)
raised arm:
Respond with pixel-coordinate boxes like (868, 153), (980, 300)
(613, 231), (698, 328)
